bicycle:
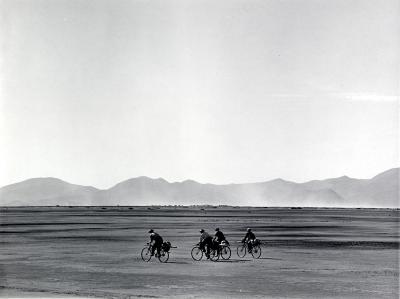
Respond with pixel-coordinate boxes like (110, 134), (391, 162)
(191, 243), (219, 261)
(236, 240), (262, 259)
(141, 242), (175, 263)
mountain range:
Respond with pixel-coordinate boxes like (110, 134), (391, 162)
(0, 168), (398, 207)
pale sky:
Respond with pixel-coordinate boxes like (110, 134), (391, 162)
(1, 0), (399, 188)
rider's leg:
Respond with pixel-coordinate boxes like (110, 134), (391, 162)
(199, 241), (204, 251)
(156, 242), (162, 257)
(248, 241), (253, 252)
(206, 239), (211, 258)
(216, 241), (220, 254)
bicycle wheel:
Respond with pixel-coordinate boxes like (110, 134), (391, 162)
(251, 245), (262, 259)
(237, 244), (247, 258)
(209, 248), (219, 262)
(141, 247), (152, 262)
(221, 246), (231, 260)
(191, 246), (203, 261)
(158, 249), (169, 263)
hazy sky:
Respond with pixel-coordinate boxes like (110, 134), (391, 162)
(1, 0), (399, 188)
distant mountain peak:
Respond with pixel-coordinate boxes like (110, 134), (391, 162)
(267, 178), (293, 185)
(1, 177), (97, 190)
(19, 177), (66, 184)
(156, 177), (169, 183)
(272, 178), (285, 182)
(372, 168), (399, 180)
(181, 179), (199, 184)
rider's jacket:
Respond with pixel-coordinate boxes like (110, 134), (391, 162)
(243, 231), (256, 242)
(150, 232), (163, 244)
(200, 232), (212, 242)
(214, 231), (225, 242)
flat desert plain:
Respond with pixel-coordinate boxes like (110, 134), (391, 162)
(0, 207), (399, 298)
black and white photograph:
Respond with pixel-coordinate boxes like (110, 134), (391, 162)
(0, 0), (399, 298)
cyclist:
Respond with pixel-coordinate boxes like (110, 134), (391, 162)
(214, 228), (227, 244)
(242, 228), (256, 252)
(148, 229), (163, 257)
(199, 229), (213, 259)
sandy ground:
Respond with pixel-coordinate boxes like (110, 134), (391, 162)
(0, 206), (399, 298)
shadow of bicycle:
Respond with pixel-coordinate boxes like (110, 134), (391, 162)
(165, 261), (191, 264)
(215, 259), (252, 263)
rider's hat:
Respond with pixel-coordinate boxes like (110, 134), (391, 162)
(215, 228), (220, 231)
(148, 229), (154, 233)
(199, 229), (205, 233)
(247, 228), (251, 232)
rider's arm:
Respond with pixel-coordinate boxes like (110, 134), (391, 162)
(242, 233), (249, 242)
